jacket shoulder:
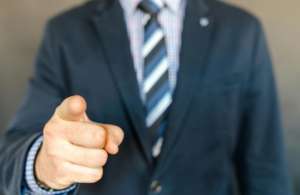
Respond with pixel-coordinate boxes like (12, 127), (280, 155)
(208, 0), (261, 29)
(47, 1), (100, 29)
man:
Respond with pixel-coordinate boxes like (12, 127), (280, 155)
(0, 0), (293, 194)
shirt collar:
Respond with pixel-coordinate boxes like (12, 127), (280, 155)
(119, 0), (141, 16)
(119, 0), (183, 15)
(164, 0), (182, 13)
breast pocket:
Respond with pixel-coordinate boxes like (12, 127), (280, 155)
(201, 72), (243, 133)
(203, 72), (242, 89)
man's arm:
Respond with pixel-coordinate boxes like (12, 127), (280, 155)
(0, 21), (124, 194)
(233, 20), (293, 194)
(0, 21), (65, 195)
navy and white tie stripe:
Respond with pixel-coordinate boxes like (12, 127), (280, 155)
(139, 0), (172, 158)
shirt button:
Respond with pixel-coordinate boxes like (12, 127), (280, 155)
(200, 17), (209, 27)
(150, 181), (162, 193)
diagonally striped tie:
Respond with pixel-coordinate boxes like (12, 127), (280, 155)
(138, 0), (172, 158)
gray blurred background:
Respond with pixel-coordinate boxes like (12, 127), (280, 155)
(0, 0), (299, 194)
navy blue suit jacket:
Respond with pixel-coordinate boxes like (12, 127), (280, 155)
(0, 0), (292, 194)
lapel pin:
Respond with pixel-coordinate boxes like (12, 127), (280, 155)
(200, 17), (209, 27)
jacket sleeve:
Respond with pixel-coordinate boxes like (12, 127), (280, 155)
(233, 20), (293, 195)
(0, 21), (79, 195)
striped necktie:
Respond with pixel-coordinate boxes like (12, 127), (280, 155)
(138, 0), (172, 158)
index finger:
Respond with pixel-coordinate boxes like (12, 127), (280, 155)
(59, 120), (107, 149)
(56, 95), (87, 122)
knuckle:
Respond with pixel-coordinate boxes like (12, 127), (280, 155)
(93, 129), (106, 147)
(93, 150), (108, 166)
(47, 146), (57, 157)
(52, 171), (62, 182)
(91, 168), (103, 182)
(54, 164), (67, 181)
(53, 172), (65, 184)
(114, 126), (123, 134)
(47, 146), (61, 160)
(44, 120), (57, 137)
(51, 158), (62, 171)
(111, 126), (124, 139)
(51, 168), (62, 182)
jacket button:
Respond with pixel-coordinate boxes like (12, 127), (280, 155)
(150, 181), (162, 193)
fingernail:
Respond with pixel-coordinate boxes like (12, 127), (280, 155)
(113, 138), (119, 146)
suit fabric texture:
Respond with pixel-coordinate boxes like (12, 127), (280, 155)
(0, 0), (292, 194)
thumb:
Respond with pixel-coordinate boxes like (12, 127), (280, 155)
(56, 95), (87, 121)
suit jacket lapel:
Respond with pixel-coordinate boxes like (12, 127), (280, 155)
(155, 0), (214, 170)
(91, 0), (152, 164)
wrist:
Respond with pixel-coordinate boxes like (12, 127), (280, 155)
(35, 179), (54, 192)
(34, 145), (46, 185)
(34, 147), (55, 191)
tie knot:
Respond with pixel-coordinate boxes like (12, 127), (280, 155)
(138, 0), (164, 16)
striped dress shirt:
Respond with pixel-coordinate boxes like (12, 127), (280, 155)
(22, 0), (186, 194)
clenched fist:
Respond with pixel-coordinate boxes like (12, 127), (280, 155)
(35, 95), (124, 190)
